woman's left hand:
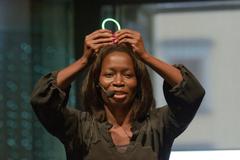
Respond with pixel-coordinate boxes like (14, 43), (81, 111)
(115, 29), (149, 59)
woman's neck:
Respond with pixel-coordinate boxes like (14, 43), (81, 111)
(104, 105), (131, 126)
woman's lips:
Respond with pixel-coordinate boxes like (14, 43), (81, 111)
(112, 92), (127, 100)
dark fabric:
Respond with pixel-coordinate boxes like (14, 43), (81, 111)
(30, 64), (205, 160)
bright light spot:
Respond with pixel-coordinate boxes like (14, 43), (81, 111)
(170, 150), (240, 160)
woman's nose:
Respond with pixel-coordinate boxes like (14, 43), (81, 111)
(112, 75), (125, 87)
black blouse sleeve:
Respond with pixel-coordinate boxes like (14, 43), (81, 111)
(30, 71), (80, 145)
(162, 64), (205, 138)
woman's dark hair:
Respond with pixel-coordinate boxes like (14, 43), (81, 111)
(81, 43), (155, 122)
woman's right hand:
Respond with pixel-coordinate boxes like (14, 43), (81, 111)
(56, 30), (114, 89)
(82, 29), (114, 63)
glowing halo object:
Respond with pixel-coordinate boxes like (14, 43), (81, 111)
(101, 18), (121, 31)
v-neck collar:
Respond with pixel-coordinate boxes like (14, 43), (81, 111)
(96, 118), (146, 150)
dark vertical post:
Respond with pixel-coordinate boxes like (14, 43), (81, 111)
(73, 1), (102, 110)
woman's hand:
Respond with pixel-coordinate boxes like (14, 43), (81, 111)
(115, 29), (149, 59)
(83, 29), (114, 63)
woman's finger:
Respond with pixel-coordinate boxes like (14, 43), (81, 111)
(117, 33), (135, 42)
(116, 32), (141, 44)
(115, 29), (138, 37)
(92, 37), (115, 44)
(88, 29), (112, 40)
(90, 29), (112, 36)
(85, 34), (113, 47)
(118, 38), (136, 45)
(93, 42), (114, 53)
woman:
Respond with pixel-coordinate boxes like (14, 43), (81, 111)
(30, 29), (205, 160)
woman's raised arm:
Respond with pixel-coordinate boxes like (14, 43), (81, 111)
(57, 29), (114, 89)
(115, 29), (183, 87)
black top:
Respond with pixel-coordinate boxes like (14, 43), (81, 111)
(30, 65), (205, 160)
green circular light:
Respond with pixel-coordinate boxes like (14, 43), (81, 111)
(101, 18), (121, 31)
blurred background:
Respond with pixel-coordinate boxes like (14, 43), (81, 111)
(0, 0), (240, 159)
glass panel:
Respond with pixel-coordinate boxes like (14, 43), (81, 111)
(0, 0), (74, 159)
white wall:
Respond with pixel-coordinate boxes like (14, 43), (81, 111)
(152, 10), (240, 150)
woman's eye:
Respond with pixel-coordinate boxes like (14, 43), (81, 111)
(124, 73), (133, 78)
(105, 73), (114, 78)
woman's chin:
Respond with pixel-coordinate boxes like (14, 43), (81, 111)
(110, 99), (130, 108)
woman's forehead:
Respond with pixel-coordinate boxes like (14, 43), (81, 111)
(101, 51), (134, 69)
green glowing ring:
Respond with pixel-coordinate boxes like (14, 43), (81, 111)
(101, 18), (121, 31)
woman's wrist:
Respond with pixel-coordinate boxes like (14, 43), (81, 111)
(77, 56), (90, 70)
(79, 56), (88, 64)
(139, 52), (151, 63)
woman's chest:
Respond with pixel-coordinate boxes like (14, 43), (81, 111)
(109, 125), (132, 146)
(84, 139), (158, 160)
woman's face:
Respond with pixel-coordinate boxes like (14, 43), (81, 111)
(99, 51), (137, 108)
